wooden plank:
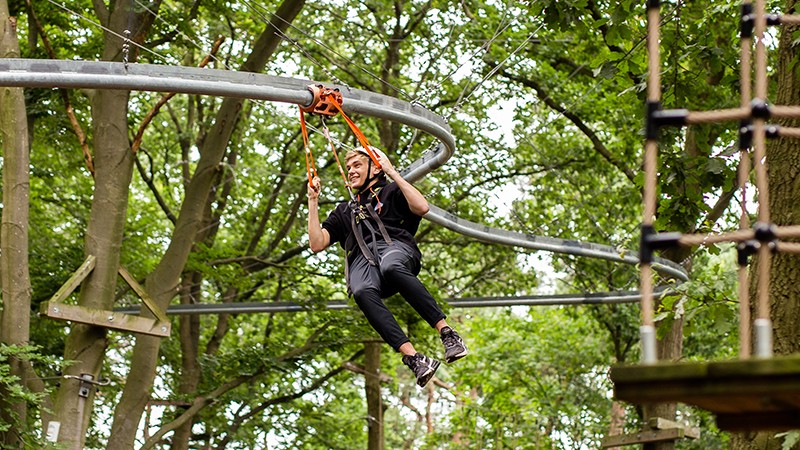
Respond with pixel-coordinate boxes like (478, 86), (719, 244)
(611, 357), (800, 433)
(614, 378), (800, 409)
(48, 255), (96, 304)
(600, 428), (684, 448)
(708, 355), (800, 377)
(717, 411), (800, 431)
(117, 266), (168, 323)
(40, 302), (170, 337)
(612, 357), (800, 405)
(648, 418), (700, 439)
(610, 360), (709, 383)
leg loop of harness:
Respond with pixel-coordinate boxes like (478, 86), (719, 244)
(348, 200), (394, 267)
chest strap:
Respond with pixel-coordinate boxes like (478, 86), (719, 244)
(347, 200), (393, 266)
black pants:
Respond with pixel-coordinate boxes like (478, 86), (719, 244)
(347, 240), (446, 351)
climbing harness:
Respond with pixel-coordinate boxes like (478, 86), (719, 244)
(345, 187), (394, 266)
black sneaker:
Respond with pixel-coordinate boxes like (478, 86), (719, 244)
(440, 327), (468, 363)
(402, 353), (441, 387)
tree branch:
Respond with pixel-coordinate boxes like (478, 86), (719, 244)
(26, 0), (94, 175)
(140, 323), (331, 450)
(488, 60), (637, 184)
(131, 36), (224, 154)
(135, 149), (178, 224)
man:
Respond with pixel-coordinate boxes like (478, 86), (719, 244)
(307, 146), (468, 387)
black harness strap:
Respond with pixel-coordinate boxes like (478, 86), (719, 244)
(346, 188), (394, 267)
(365, 201), (393, 245)
(350, 204), (378, 266)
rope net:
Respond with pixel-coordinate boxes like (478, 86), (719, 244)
(640, 0), (800, 363)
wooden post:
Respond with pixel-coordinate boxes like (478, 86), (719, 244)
(365, 341), (384, 450)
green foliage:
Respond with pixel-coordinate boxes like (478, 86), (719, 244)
(777, 430), (800, 450)
(4, 0), (769, 447)
(420, 307), (611, 449)
(0, 344), (58, 449)
(661, 248), (739, 360)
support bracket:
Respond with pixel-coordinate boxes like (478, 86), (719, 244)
(39, 255), (171, 337)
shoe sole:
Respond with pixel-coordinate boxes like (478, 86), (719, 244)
(445, 349), (468, 364)
(416, 359), (441, 387)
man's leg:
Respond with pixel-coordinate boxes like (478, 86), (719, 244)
(349, 252), (440, 387)
(378, 243), (446, 328)
(348, 254), (410, 351)
(379, 244), (468, 363)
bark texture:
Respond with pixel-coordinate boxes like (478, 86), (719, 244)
(107, 1), (306, 447)
(731, 2), (800, 449)
(365, 341), (384, 450)
(50, 2), (162, 448)
(0, 4), (32, 448)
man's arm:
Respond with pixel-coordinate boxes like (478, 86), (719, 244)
(379, 158), (430, 216)
(307, 177), (332, 252)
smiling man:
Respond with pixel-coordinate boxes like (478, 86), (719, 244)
(307, 146), (468, 387)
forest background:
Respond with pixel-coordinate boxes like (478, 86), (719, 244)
(1, 0), (800, 449)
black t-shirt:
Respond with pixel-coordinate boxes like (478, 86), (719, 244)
(322, 178), (422, 262)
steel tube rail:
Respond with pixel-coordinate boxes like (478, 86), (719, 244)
(0, 58), (455, 181)
(1, 58), (689, 287)
(115, 289), (668, 315)
(424, 204), (689, 281)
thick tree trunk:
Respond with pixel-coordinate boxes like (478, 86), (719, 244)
(171, 275), (203, 450)
(766, 0), (800, 359)
(642, 314), (684, 450)
(365, 341), (384, 450)
(49, 2), (163, 447)
(732, 1), (800, 449)
(51, 85), (133, 450)
(107, 1), (306, 446)
(0, 5), (32, 448)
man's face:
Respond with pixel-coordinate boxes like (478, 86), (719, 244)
(346, 154), (380, 189)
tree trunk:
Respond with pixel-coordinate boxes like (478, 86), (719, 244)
(171, 275), (203, 450)
(642, 314), (684, 450)
(0, 5), (32, 448)
(732, 1), (800, 449)
(107, 1), (306, 446)
(765, 0), (800, 359)
(365, 341), (384, 450)
(49, 2), (162, 447)
(51, 79), (133, 450)
(173, 165), (233, 450)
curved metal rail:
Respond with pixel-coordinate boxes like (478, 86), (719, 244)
(0, 58), (689, 285)
(424, 205), (689, 281)
(0, 58), (454, 182)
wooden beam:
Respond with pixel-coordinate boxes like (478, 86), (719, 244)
(600, 428), (686, 448)
(48, 255), (96, 303)
(40, 302), (170, 337)
(717, 412), (800, 431)
(610, 355), (800, 432)
(41, 257), (172, 338)
(117, 266), (168, 323)
(648, 417), (700, 439)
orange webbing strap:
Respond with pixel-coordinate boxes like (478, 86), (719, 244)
(327, 99), (382, 169)
(321, 120), (352, 193)
(299, 109), (317, 186)
(300, 84), (381, 193)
